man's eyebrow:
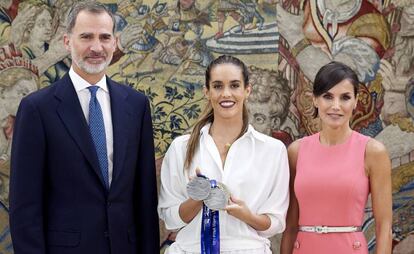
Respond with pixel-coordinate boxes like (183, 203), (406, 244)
(79, 32), (93, 37)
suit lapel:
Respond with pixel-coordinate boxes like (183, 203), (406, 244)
(54, 74), (106, 188)
(107, 78), (131, 183)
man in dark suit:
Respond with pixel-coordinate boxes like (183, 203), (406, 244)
(9, 2), (159, 253)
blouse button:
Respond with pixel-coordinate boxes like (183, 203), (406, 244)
(294, 241), (300, 249)
(353, 241), (361, 249)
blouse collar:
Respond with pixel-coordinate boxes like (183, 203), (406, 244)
(200, 123), (266, 142)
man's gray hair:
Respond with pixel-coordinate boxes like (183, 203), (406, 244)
(66, 1), (116, 34)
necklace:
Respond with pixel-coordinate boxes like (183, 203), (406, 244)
(209, 125), (237, 163)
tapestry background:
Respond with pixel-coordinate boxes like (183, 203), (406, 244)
(0, 0), (412, 253)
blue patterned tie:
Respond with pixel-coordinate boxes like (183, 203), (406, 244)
(88, 86), (109, 189)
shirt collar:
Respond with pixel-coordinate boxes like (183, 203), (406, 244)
(69, 67), (109, 93)
(200, 123), (266, 142)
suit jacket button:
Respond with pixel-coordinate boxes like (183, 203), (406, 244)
(107, 201), (111, 207)
(353, 241), (361, 249)
(104, 231), (109, 238)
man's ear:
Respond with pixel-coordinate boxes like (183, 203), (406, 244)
(63, 33), (71, 52)
(113, 35), (118, 51)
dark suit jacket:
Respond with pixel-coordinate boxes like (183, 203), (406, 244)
(9, 74), (159, 254)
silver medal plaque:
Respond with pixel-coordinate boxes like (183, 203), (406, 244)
(186, 176), (211, 201)
(204, 183), (230, 211)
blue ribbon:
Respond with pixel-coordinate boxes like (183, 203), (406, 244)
(201, 180), (220, 254)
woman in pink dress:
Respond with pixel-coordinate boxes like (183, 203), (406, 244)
(280, 62), (393, 254)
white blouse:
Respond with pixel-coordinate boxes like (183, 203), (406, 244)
(158, 124), (290, 253)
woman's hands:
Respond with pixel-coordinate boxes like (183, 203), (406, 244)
(225, 196), (252, 221)
(225, 196), (271, 231)
(186, 169), (271, 232)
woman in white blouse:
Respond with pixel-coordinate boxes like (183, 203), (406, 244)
(158, 55), (290, 254)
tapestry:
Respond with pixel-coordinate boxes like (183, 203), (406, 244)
(0, 0), (412, 253)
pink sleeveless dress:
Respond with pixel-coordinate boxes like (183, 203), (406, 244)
(294, 131), (370, 253)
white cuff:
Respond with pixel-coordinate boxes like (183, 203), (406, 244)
(162, 204), (187, 231)
(257, 214), (285, 238)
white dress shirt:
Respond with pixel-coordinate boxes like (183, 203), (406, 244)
(69, 68), (114, 185)
(158, 124), (290, 253)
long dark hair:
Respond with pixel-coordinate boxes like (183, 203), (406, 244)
(313, 61), (359, 118)
(184, 55), (250, 169)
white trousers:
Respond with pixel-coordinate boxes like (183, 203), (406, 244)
(165, 242), (272, 254)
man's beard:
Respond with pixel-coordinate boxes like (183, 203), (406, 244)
(71, 49), (112, 74)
